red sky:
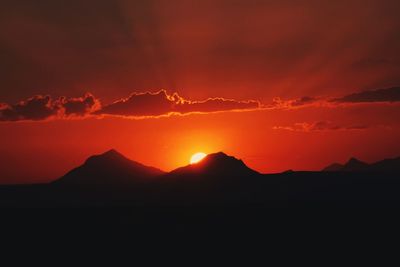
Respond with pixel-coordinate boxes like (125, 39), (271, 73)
(1, 0), (400, 183)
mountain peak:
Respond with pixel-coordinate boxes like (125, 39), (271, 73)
(169, 151), (259, 177)
(196, 152), (246, 168)
(84, 149), (128, 165)
(344, 157), (369, 171)
(98, 149), (124, 158)
(202, 152), (234, 162)
(104, 148), (120, 155)
(54, 150), (165, 186)
(209, 151), (228, 157)
(347, 157), (364, 165)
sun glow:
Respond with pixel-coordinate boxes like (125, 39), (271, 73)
(190, 152), (207, 164)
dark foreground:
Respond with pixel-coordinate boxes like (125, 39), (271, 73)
(3, 206), (398, 264)
(1, 171), (400, 242)
(2, 171), (400, 207)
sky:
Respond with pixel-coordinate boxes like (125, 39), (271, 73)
(1, 0), (400, 183)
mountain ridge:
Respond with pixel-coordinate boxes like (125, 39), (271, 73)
(53, 150), (260, 187)
(322, 156), (400, 172)
(53, 149), (400, 187)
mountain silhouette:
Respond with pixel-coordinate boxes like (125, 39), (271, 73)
(152, 152), (262, 205)
(2, 150), (400, 209)
(343, 157), (370, 171)
(322, 156), (400, 172)
(168, 152), (259, 177)
(51, 150), (261, 205)
(54, 149), (165, 186)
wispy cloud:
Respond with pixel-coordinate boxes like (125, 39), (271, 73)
(268, 96), (321, 109)
(273, 121), (369, 132)
(97, 90), (261, 118)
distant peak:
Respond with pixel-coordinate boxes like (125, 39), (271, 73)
(202, 152), (242, 163)
(97, 149), (130, 159)
(347, 157), (365, 164)
(103, 149), (122, 156)
(84, 149), (127, 165)
(323, 155), (400, 172)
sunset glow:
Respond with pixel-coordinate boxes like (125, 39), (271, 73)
(190, 153), (207, 164)
(0, 0), (400, 185)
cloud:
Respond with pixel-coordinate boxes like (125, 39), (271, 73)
(2, 85), (399, 122)
(272, 121), (369, 132)
(0, 95), (58, 121)
(269, 87), (400, 110)
(57, 93), (101, 116)
(97, 90), (261, 117)
(269, 96), (321, 109)
(332, 87), (400, 103)
(0, 93), (100, 121)
(0, 90), (261, 121)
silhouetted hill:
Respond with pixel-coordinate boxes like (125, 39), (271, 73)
(168, 152), (259, 177)
(3, 150), (400, 208)
(48, 151), (263, 205)
(322, 156), (400, 172)
(343, 157), (370, 171)
(154, 152), (262, 205)
(54, 149), (165, 187)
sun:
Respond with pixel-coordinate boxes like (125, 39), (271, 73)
(190, 152), (207, 164)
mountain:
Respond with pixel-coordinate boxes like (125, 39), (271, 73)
(343, 157), (370, 171)
(52, 150), (261, 205)
(154, 152), (262, 205)
(168, 152), (259, 178)
(4, 150), (400, 208)
(54, 149), (165, 186)
(322, 156), (400, 172)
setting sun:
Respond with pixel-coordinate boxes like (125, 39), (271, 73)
(190, 152), (207, 164)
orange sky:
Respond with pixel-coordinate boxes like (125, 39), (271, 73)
(1, 100), (399, 183)
(1, 0), (400, 183)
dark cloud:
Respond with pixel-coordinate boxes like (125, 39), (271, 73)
(0, 90), (261, 121)
(332, 87), (400, 103)
(273, 121), (369, 132)
(58, 93), (100, 116)
(0, 95), (58, 121)
(2, 85), (400, 122)
(98, 90), (260, 117)
(0, 93), (100, 121)
(270, 86), (400, 109)
(98, 91), (178, 117)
